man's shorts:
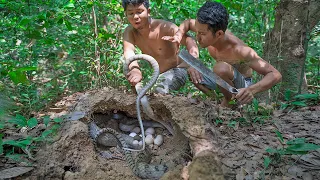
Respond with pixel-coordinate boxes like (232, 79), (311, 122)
(153, 68), (188, 94)
(200, 67), (253, 91)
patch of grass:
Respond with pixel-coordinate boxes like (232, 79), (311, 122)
(0, 113), (63, 164)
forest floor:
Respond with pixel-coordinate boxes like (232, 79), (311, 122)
(1, 87), (319, 180)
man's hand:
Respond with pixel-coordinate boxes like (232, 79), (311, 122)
(188, 67), (203, 84)
(162, 35), (182, 44)
(234, 88), (254, 105)
(126, 68), (142, 86)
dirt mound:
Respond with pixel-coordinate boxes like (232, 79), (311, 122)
(7, 87), (319, 180)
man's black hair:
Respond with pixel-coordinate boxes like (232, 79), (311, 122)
(197, 1), (229, 33)
(122, 0), (150, 11)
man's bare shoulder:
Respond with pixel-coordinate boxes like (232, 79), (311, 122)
(152, 19), (176, 26)
(123, 25), (138, 44)
(234, 45), (260, 62)
(124, 25), (136, 34)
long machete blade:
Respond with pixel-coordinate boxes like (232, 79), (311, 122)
(179, 49), (238, 94)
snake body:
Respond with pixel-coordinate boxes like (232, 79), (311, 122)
(90, 122), (137, 148)
(91, 122), (168, 179)
(125, 54), (176, 151)
(89, 54), (172, 178)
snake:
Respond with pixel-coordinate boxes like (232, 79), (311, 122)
(90, 122), (168, 179)
(88, 54), (176, 178)
(89, 122), (137, 149)
(124, 54), (175, 152)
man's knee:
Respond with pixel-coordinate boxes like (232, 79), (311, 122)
(213, 62), (233, 80)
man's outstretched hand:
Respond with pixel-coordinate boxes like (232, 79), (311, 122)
(162, 35), (182, 43)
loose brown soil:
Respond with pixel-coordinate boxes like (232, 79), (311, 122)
(1, 87), (319, 180)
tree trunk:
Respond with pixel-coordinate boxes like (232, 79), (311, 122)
(263, 0), (320, 100)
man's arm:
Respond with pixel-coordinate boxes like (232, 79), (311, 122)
(235, 47), (282, 104)
(123, 27), (142, 86)
(164, 19), (203, 83)
(176, 19), (197, 42)
(162, 19), (197, 43)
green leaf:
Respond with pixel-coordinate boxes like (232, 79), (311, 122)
(27, 117), (38, 128)
(291, 101), (307, 107)
(284, 90), (293, 101)
(64, 2), (75, 8)
(2, 137), (32, 149)
(264, 156), (271, 169)
(155, 0), (161, 6)
(102, 33), (116, 39)
(18, 137), (33, 147)
(180, 8), (189, 17)
(266, 147), (278, 154)
(310, 57), (317, 64)
(64, 19), (73, 31)
(41, 129), (53, 138)
(8, 114), (27, 127)
(16, 66), (37, 72)
(287, 143), (320, 152)
(227, 121), (237, 128)
(57, 18), (64, 24)
(274, 130), (284, 143)
(19, 17), (31, 27)
(8, 71), (29, 85)
(228, 99), (237, 105)
(51, 124), (61, 130)
(43, 116), (50, 127)
(287, 138), (306, 145)
(280, 103), (289, 110)
(53, 118), (63, 123)
(26, 30), (42, 39)
(294, 94), (319, 100)
(283, 149), (308, 155)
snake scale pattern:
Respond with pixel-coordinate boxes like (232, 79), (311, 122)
(91, 122), (168, 179)
(125, 54), (175, 137)
(124, 54), (160, 151)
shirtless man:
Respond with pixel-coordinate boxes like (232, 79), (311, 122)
(163, 1), (282, 107)
(122, 0), (198, 94)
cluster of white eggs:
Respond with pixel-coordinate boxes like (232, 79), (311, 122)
(128, 127), (164, 148)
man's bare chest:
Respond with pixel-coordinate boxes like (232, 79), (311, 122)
(210, 48), (242, 65)
(135, 37), (174, 57)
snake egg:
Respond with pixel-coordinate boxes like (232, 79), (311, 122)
(129, 132), (137, 137)
(154, 135), (164, 146)
(132, 140), (139, 148)
(119, 123), (135, 132)
(145, 134), (154, 145)
(132, 127), (141, 133)
(145, 127), (155, 135)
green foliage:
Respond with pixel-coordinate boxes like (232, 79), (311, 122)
(280, 90), (319, 110)
(0, 114), (63, 163)
(0, 0), (318, 120)
(241, 98), (273, 124)
(0, 0), (127, 115)
(263, 130), (320, 172)
(306, 23), (320, 87)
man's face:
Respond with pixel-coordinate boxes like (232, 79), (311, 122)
(125, 4), (150, 30)
(195, 19), (218, 48)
